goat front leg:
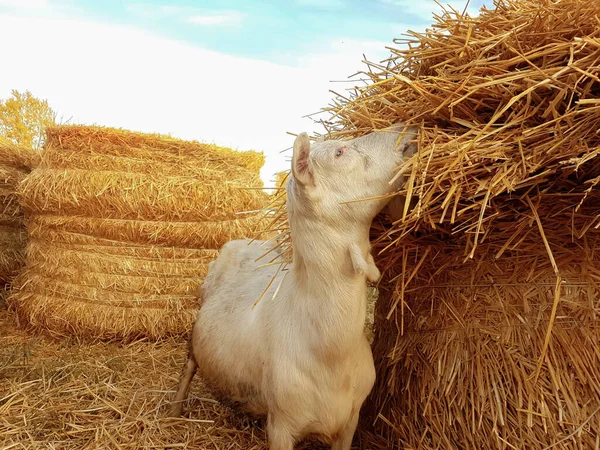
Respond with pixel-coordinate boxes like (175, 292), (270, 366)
(267, 413), (295, 450)
(349, 244), (380, 283)
(331, 410), (360, 450)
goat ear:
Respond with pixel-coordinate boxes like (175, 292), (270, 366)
(386, 195), (407, 223)
(390, 122), (418, 157)
(386, 194), (417, 223)
(292, 133), (313, 186)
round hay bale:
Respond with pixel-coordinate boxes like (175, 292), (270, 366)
(10, 237), (208, 340)
(0, 166), (27, 191)
(0, 211), (23, 228)
(23, 274), (198, 309)
(0, 195), (23, 216)
(12, 125), (270, 340)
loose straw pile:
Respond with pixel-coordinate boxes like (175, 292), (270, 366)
(0, 138), (40, 288)
(10, 125), (269, 341)
(266, 0), (600, 448)
(0, 307), (341, 449)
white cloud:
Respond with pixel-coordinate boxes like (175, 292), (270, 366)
(187, 11), (242, 26)
(0, 14), (386, 187)
(294, 0), (345, 9)
(0, 0), (48, 9)
(297, 38), (393, 83)
(126, 4), (244, 27)
(380, 0), (483, 21)
(159, 5), (181, 14)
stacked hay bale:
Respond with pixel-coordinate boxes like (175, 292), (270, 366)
(11, 125), (268, 340)
(268, 0), (600, 448)
(0, 138), (40, 289)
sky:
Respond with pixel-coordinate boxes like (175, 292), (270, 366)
(0, 0), (488, 186)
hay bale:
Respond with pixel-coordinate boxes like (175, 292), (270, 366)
(27, 214), (266, 249)
(266, 0), (600, 447)
(368, 204), (600, 448)
(43, 149), (264, 183)
(19, 169), (267, 221)
(44, 124), (265, 171)
(0, 138), (40, 285)
(0, 228), (27, 282)
(11, 125), (269, 340)
(0, 138), (41, 171)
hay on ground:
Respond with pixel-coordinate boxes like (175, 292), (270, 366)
(0, 307), (334, 448)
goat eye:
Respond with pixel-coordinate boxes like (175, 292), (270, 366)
(335, 148), (344, 157)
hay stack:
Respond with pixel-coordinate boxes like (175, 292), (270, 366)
(11, 125), (268, 340)
(267, 0), (600, 447)
(0, 138), (40, 287)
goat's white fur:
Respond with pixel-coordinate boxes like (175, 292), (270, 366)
(170, 124), (417, 449)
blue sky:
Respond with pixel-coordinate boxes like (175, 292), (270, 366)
(1, 0), (489, 65)
(0, 0), (489, 184)
(114, 0), (463, 65)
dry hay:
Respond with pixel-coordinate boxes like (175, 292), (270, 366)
(21, 126), (268, 222)
(366, 199), (600, 449)
(0, 228), (26, 284)
(42, 148), (263, 182)
(25, 241), (214, 279)
(19, 169), (266, 221)
(27, 213), (267, 250)
(0, 166), (27, 191)
(0, 212), (23, 228)
(11, 126), (270, 341)
(263, 0), (600, 448)
(0, 307), (337, 449)
(0, 138), (41, 172)
(0, 138), (40, 284)
(44, 124), (265, 172)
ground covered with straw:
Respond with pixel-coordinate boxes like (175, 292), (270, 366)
(0, 305), (340, 449)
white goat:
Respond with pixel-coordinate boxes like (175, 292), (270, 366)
(170, 125), (417, 449)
